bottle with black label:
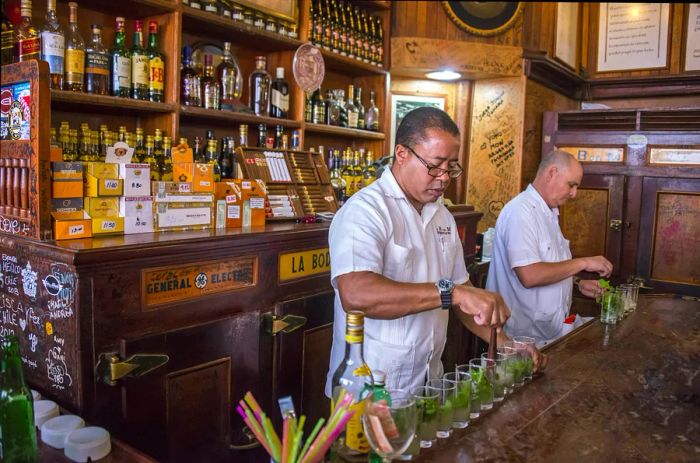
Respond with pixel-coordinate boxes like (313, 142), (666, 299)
(85, 24), (110, 95)
(111, 17), (131, 97)
(270, 67), (289, 118)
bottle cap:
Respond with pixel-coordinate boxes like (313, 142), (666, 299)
(346, 310), (364, 327)
(41, 415), (85, 449)
(149, 20), (158, 32)
(34, 399), (60, 428)
(372, 370), (386, 385)
(276, 67), (285, 79)
(64, 427), (112, 463)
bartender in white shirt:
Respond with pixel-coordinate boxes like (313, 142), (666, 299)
(325, 107), (544, 395)
(486, 150), (613, 347)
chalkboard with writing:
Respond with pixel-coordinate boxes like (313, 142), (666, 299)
(1, 249), (79, 408)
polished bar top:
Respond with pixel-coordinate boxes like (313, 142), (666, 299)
(419, 295), (700, 462)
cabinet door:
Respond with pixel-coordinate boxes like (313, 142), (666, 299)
(638, 177), (700, 296)
(560, 174), (625, 277)
(103, 312), (267, 463)
(273, 291), (335, 428)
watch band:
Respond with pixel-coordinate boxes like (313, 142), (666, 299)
(440, 289), (452, 309)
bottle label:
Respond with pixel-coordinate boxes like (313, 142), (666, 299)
(271, 89), (289, 112)
(65, 48), (85, 83)
(132, 54), (149, 85)
(41, 32), (65, 74)
(345, 400), (370, 452)
(348, 112), (359, 128)
(86, 51), (110, 76)
(149, 56), (164, 91)
(204, 4), (218, 13)
(19, 37), (40, 57)
(1, 30), (12, 52)
(114, 56), (132, 89)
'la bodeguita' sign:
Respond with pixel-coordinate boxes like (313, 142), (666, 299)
(279, 248), (330, 282)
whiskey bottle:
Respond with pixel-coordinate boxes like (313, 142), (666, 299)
(147, 20), (165, 102)
(270, 67), (289, 119)
(352, 150), (363, 193)
(41, 0), (64, 89)
(365, 90), (379, 131)
(345, 85), (359, 129)
(85, 25), (110, 95)
(111, 17), (131, 97)
(180, 46), (201, 107)
(131, 20), (149, 100)
(217, 41), (240, 110)
(201, 54), (220, 110)
(63, 2), (84, 90)
(159, 136), (173, 181)
(219, 136), (233, 179)
(1, 0), (14, 65)
(362, 150), (376, 188)
(249, 55), (271, 117)
(355, 86), (365, 130)
(311, 89), (325, 124)
(193, 135), (204, 162)
(133, 128), (146, 162)
(206, 138), (221, 182)
(15, 0), (40, 62)
(375, 16), (384, 66)
(143, 135), (159, 181)
(341, 148), (354, 196)
(329, 149), (346, 204)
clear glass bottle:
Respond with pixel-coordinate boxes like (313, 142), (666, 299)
(63, 2), (84, 91)
(180, 46), (201, 107)
(85, 24), (110, 95)
(341, 148), (354, 196)
(330, 310), (373, 459)
(111, 17), (131, 97)
(270, 67), (289, 118)
(249, 55), (271, 117)
(131, 20), (149, 100)
(147, 20), (165, 102)
(0, 335), (38, 462)
(15, 0), (40, 62)
(329, 149), (346, 203)
(216, 41), (241, 110)
(355, 86), (365, 130)
(352, 150), (363, 193)
(362, 150), (376, 187)
(41, 0), (64, 89)
(1, 0), (15, 66)
(201, 54), (220, 110)
(365, 90), (379, 131)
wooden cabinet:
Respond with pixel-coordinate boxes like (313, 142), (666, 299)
(543, 109), (700, 296)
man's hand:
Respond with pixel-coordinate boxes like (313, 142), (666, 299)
(453, 285), (510, 328)
(528, 344), (548, 373)
(580, 256), (613, 277)
(578, 279), (605, 299)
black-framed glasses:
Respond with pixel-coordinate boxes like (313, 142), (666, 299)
(403, 145), (464, 178)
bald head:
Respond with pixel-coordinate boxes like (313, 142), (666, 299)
(532, 150), (583, 208)
(536, 150), (579, 178)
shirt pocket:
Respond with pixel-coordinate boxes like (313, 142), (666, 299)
(364, 334), (416, 391)
(538, 240), (558, 263)
(383, 241), (414, 282)
(440, 240), (459, 278)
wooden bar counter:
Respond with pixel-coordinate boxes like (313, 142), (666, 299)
(419, 295), (700, 462)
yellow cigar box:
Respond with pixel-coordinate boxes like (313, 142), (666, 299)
(52, 211), (92, 240)
(84, 197), (120, 218)
(84, 174), (123, 197)
(84, 162), (119, 179)
(91, 216), (125, 235)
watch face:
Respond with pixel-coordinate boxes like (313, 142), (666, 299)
(438, 279), (453, 291)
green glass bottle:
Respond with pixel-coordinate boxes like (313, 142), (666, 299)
(146, 20), (165, 103)
(0, 335), (38, 462)
(111, 17), (131, 98)
(130, 20), (149, 100)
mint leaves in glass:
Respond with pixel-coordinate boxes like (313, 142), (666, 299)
(443, 371), (471, 428)
(426, 379), (455, 439)
(411, 386), (439, 449)
(468, 359), (494, 411)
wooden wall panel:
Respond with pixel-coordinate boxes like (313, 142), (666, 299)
(391, 1), (523, 47)
(560, 188), (609, 258)
(522, 2), (557, 55)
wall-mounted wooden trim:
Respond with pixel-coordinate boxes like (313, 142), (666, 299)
(524, 50), (584, 100)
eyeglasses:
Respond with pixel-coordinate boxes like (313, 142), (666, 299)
(403, 145), (464, 178)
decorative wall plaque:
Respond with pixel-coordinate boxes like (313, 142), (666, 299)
(442, 2), (524, 36)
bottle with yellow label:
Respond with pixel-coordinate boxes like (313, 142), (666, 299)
(331, 310), (373, 460)
(63, 2), (84, 91)
(147, 20), (165, 102)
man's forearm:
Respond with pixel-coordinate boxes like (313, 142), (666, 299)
(514, 259), (584, 288)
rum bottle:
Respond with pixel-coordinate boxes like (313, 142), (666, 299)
(206, 138), (221, 182)
(365, 90), (379, 131)
(345, 85), (359, 129)
(111, 17), (131, 97)
(147, 20), (165, 102)
(143, 135), (159, 181)
(180, 46), (201, 107)
(201, 54), (220, 110)
(329, 149), (346, 204)
(270, 67), (289, 119)
(249, 55), (270, 116)
(131, 20), (149, 100)
(216, 42), (240, 110)
(159, 136), (173, 181)
(355, 86), (365, 130)
(63, 2), (84, 91)
(41, 0), (64, 89)
(85, 24), (110, 95)
(15, 0), (40, 62)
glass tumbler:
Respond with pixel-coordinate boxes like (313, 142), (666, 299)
(411, 386), (439, 449)
(469, 358), (494, 411)
(426, 379), (456, 439)
(444, 371), (471, 428)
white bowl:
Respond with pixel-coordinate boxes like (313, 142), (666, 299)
(34, 400), (60, 428)
(64, 427), (112, 462)
(41, 414), (85, 449)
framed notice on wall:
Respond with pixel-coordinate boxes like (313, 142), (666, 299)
(554, 2), (579, 70)
(597, 3), (670, 72)
(685, 4), (700, 71)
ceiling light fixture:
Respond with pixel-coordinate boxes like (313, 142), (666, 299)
(425, 70), (461, 81)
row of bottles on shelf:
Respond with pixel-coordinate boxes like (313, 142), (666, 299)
(318, 145), (376, 204)
(183, 0), (298, 39)
(181, 46), (289, 119)
(305, 84), (379, 131)
(309, 0), (384, 67)
(2, 0), (165, 100)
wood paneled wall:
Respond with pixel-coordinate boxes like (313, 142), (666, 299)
(391, 1), (522, 46)
(521, 2), (558, 57)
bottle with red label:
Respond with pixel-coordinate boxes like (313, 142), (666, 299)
(14, 0), (40, 62)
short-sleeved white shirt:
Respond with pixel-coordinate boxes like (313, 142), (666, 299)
(486, 184), (573, 346)
(325, 169), (469, 396)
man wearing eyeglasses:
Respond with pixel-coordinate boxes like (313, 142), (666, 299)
(325, 107), (543, 394)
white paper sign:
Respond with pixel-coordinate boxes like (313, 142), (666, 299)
(106, 141), (135, 163)
(686, 4), (700, 71)
(597, 3), (670, 72)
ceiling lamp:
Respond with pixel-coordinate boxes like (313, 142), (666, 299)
(425, 70), (461, 81)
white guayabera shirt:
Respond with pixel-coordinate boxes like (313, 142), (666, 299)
(486, 184), (574, 347)
(325, 169), (469, 396)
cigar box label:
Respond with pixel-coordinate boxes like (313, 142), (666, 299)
(227, 205), (240, 219)
(155, 203), (213, 228)
(250, 197), (265, 209)
(226, 195), (240, 204)
(141, 256), (258, 308)
(279, 247), (331, 282)
(69, 224), (84, 236)
(51, 197), (84, 212)
(179, 183), (191, 193)
(104, 179), (119, 190)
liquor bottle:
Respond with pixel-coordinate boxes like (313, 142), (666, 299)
(320, 0), (330, 50)
(365, 90), (379, 131)
(206, 138), (221, 182)
(330, 0), (340, 53)
(0, 335), (39, 462)
(311, 89), (325, 124)
(133, 128), (146, 162)
(62, 2), (84, 90)
(131, 20), (149, 100)
(111, 17), (131, 97)
(143, 135), (159, 180)
(345, 85), (359, 129)
(341, 148), (354, 196)
(85, 24), (110, 95)
(41, 0), (64, 89)
(308, 0), (317, 44)
(67, 129), (79, 161)
(362, 150), (376, 188)
(154, 128), (164, 153)
(257, 123), (266, 148)
(352, 7), (363, 61)
(330, 311), (373, 458)
(192, 135), (204, 162)
(238, 124), (248, 147)
(1, 0), (14, 65)
(345, 2), (355, 59)
(15, 0), (40, 62)
(201, 54), (220, 110)
(270, 67), (289, 119)
(329, 149), (346, 205)
(217, 42), (240, 110)
(304, 92), (313, 123)
(180, 46), (201, 107)
(338, 0), (348, 55)
(352, 150), (363, 193)
(375, 16), (384, 66)
(159, 136), (173, 181)
(355, 87), (365, 130)
(249, 55), (271, 117)
(202, 0), (218, 14)
(219, 137), (233, 179)
(147, 20), (165, 102)
(78, 130), (95, 161)
(361, 10), (371, 63)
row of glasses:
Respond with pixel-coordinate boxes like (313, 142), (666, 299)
(600, 280), (642, 324)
